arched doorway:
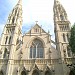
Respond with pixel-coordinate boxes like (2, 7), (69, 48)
(45, 71), (51, 75)
(32, 70), (39, 75)
(0, 70), (4, 75)
(21, 70), (26, 75)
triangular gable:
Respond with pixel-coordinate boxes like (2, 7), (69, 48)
(30, 63), (40, 72)
(44, 65), (51, 71)
(25, 24), (47, 35)
(33, 64), (39, 70)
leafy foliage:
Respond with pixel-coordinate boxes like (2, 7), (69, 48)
(69, 24), (75, 54)
(69, 68), (75, 75)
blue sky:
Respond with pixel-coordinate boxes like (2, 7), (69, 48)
(0, 0), (75, 40)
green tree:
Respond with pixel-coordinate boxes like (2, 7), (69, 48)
(69, 23), (75, 54)
(69, 23), (75, 75)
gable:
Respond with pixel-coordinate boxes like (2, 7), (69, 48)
(26, 24), (47, 35)
(25, 24), (47, 35)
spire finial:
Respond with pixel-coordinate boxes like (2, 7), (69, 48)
(17, 0), (22, 5)
(54, 0), (59, 1)
(35, 21), (38, 24)
(54, 0), (60, 6)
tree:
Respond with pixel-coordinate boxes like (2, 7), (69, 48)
(69, 68), (75, 75)
(69, 23), (75, 54)
(69, 23), (75, 75)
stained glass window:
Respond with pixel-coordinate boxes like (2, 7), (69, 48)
(30, 38), (44, 58)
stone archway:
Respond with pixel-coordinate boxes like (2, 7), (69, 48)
(32, 70), (39, 75)
(21, 70), (26, 75)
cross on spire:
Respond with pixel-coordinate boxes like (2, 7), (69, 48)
(35, 21), (38, 24)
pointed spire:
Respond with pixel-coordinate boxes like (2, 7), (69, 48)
(54, 0), (60, 5)
(17, 0), (22, 5)
(53, 0), (68, 21)
(54, 0), (60, 2)
(54, 0), (58, 2)
(6, 0), (23, 26)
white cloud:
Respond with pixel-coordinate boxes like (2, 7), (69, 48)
(0, 0), (75, 39)
(22, 0), (53, 24)
(60, 0), (75, 25)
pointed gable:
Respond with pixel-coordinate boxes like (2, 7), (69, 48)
(25, 24), (47, 35)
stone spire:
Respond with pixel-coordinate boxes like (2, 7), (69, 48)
(17, 0), (22, 5)
(54, 0), (60, 4)
(53, 0), (71, 60)
(53, 0), (68, 21)
(7, 0), (23, 26)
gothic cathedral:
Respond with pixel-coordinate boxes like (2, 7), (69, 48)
(0, 0), (74, 75)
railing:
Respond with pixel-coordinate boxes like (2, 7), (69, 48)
(0, 59), (8, 64)
(0, 58), (74, 65)
(14, 59), (59, 65)
(64, 58), (75, 64)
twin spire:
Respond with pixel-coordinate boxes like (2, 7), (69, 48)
(18, 0), (60, 5)
(7, 0), (67, 25)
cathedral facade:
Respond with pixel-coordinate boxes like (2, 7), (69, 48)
(0, 0), (74, 75)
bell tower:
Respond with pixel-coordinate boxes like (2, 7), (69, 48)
(53, 0), (72, 59)
(0, 0), (22, 59)
(0, 0), (23, 75)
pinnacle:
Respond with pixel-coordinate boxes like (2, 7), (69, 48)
(54, 0), (59, 1)
(17, 0), (22, 5)
(54, 0), (60, 5)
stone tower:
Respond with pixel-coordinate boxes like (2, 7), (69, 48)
(53, 0), (72, 60)
(0, 0), (23, 75)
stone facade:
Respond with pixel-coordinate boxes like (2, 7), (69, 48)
(0, 0), (75, 75)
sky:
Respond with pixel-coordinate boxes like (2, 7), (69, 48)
(0, 0), (75, 40)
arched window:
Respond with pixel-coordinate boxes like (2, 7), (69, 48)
(30, 38), (44, 58)
(16, 38), (19, 45)
(8, 36), (11, 44)
(0, 70), (4, 75)
(67, 33), (69, 42)
(63, 33), (66, 42)
(60, 15), (64, 21)
(21, 71), (26, 75)
(3, 48), (7, 58)
(67, 46), (71, 57)
(5, 36), (8, 44)
(15, 9), (17, 16)
(45, 71), (51, 75)
(12, 17), (15, 23)
(32, 70), (39, 75)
